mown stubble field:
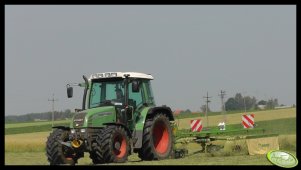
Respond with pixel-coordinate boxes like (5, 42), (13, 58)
(5, 108), (296, 165)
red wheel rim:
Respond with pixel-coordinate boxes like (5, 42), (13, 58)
(113, 134), (126, 158)
(153, 121), (169, 154)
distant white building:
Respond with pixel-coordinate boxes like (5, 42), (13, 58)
(275, 105), (292, 109)
(34, 119), (47, 122)
(257, 105), (266, 110)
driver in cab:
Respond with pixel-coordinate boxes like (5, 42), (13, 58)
(112, 89), (124, 105)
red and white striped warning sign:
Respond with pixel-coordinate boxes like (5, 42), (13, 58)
(190, 119), (203, 132)
(242, 114), (255, 128)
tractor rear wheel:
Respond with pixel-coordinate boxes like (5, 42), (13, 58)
(97, 126), (130, 163)
(138, 114), (173, 160)
(46, 129), (76, 165)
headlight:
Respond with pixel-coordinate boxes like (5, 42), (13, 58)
(80, 129), (86, 133)
(71, 129), (75, 134)
(73, 112), (86, 127)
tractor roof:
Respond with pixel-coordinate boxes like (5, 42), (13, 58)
(89, 72), (154, 80)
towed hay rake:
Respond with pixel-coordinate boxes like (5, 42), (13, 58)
(171, 121), (274, 158)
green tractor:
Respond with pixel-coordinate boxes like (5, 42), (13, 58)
(46, 72), (174, 165)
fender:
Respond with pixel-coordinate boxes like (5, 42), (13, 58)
(146, 105), (174, 121)
(133, 105), (174, 149)
(103, 122), (132, 138)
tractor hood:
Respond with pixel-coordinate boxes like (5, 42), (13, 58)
(70, 106), (116, 128)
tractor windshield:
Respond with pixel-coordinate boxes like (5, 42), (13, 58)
(89, 79), (124, 108)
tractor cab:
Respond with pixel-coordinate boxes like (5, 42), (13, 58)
(67, 72), (155, 129)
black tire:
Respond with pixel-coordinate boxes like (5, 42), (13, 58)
(93, 126), (130, 164)
(89, 137), (105, 164)
(138, 114), (173, 160)
(89, 129), (104, 164)
(46, 129), (76, 165)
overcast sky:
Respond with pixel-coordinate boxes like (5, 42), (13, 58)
(5, 5), (296, 116)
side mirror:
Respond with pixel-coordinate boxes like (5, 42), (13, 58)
(132, 80), (140, 93)
(67, 85), (73, 98)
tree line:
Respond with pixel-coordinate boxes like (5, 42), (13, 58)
(6, 93), (286, 123)
(199, 93), (282, 113)
(225, 93), (279, 111)
(5, 109), (75, 123)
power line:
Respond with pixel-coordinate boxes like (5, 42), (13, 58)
(203, 92), (211, 128)
(48, 93), (58, 127)
(218, 90), (226, 123)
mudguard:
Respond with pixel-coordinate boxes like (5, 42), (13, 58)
(133, 106), (174, 149)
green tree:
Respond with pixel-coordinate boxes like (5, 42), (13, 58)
(234, 93), (244, 109)
(258, 100), (267, 105)
(244, 96), (257, 110)
(200, 104), (211, 113)
(266, 98), (279, 109)
(225, 93), (257, 111)
(273, 98), (279, 107)
(225, 98), (239, 110)
(184, 109), (191, 113)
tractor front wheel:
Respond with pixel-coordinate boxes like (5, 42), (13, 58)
(46, 129), (76, 165)
(138, 114), (173, 160)
(96, 126), (130, 163)
(89, 129), (104, 164)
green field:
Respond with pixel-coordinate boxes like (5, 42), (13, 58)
(5, 119), (70, 128)
(5, 122), (70, 135)
(174, 109), (260, 119)
(5, 108), (296, 134)
(4, 150), (279, 165)
(5, 108), (296, 165)
(176, 108), (296, 129)
(5, 135), (296, 165)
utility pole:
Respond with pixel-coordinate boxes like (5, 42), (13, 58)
(242, 91), (247, 113)
(243, 96), (247, 113)
(48, 93), (58, 127)
(219, 90), (226, 123)
(203, 92), (211, 128)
